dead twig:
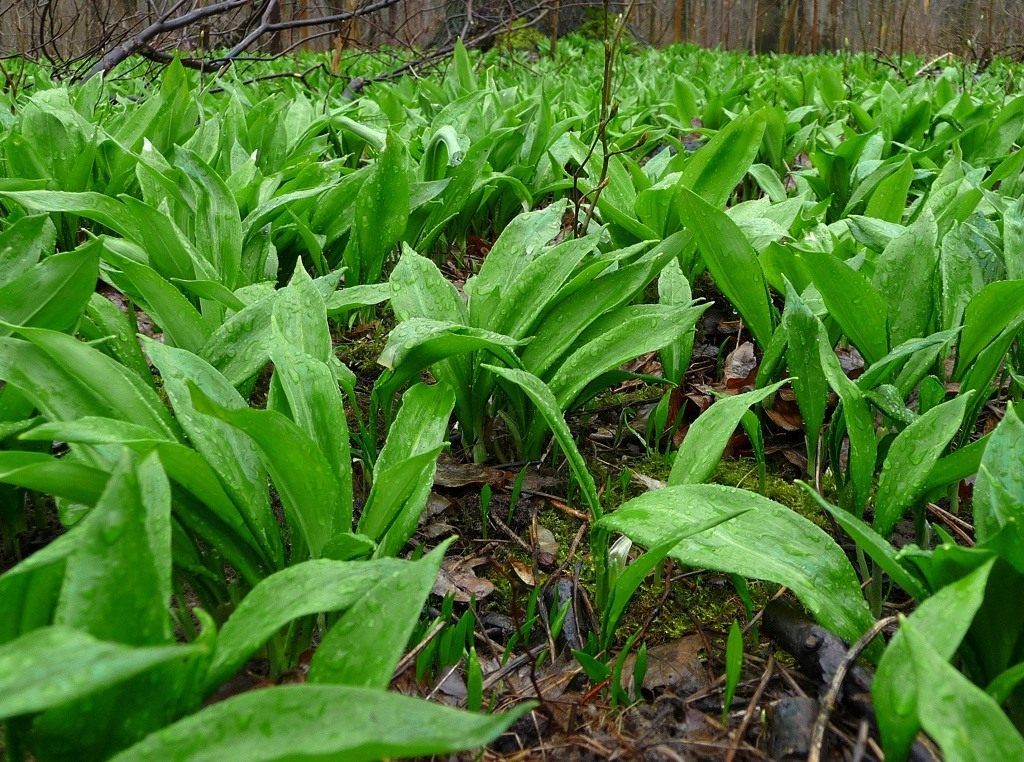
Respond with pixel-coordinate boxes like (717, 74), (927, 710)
(808, 616), (897, 762)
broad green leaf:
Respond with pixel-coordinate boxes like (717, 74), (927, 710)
(677, 186), (774, 348)
(375, 319), (523, 406)
(269, 345), (353, 531)
(0, 527), (79, 643)
(484, 365), (601, 521)
(802, 485), (927, 600)
(873, 211), (939, 347)
(348, 133), (410, 285)
(80, 291), (153, 382)
(0, 451), (108, 506)
(955, 280), (1024, 378)
(669, 381), (788, 486)
(102, 250), (210, 353)
(111, 684), (532, 762)
(324, 283), (390, 315)
(310, 543), (449, 687)
(781, 284), (828, 471)
(390, 247), (467, 324)
(658, 257), (695, 382)
(601, 510), (747, 649)
(0, 190), (140, 240)
(466, 201), (567, 328)
(800, 249), (889, 364)
(206, 557), (408, 689)
(0, 244), (99, 336)
(902, 618), (1024, 761)
(874, 562), (993, 760)
(199, 271), (340, 387)
(487, 234), (598, 339)
(0, 627), (201, 721)
(817, 326), (877, 512)
(599, 485), (875, 647)
(857, 329), (959, 390)
(679, 110), (766, 209)
(176, 149), (243, 288)
(0, 330), (176, 438)
(56, 451), (171, 645)
(189, 384), (343, 560)
(0, 214), (55, 284)
(272, 263), (332, 362)
(144, 340), (279, 558)
(361, 383), (454, 556)
(1004, 196), (1024, 280)
(864, 155), (913, 223)
(874, 393), (971, 538)
(521, 233), (686, 378)
(547, 303), (707, 411)
(973, 404), (1024, 543)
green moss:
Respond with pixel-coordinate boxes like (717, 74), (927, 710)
(710, 458), (828, 529)
(495, 19), (547, 53)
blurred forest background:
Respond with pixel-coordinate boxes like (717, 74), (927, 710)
(2, 0), (1023, 75)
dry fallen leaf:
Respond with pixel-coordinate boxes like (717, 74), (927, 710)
(724, 341), (758, 390)
(534, 526), (558, 557)
(620, 635), (708, 696)
(431, 557), (495, 602)
(509, 558), (536, 586)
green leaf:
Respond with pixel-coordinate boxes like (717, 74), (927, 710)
(601, 511), (747, 649)
(103, 249), (211, 353)
(361, 383), (454, 556)
(176, 149), (243, 288)
(679, 110), (766, 209)
(865, 155), (913, 223)
(874, 393), (971, 538)
(111, 684), (532, 762)
(0, 244), (99, 335)
(0, 214), (55, 285)
(144, 339), (280, 566)
(800, 250), (889, 364)
(872, 211), (939, 347)
(874, 562), (994, 761)
(324, 283), (390, 316)
(56, 451), (172, 645)
(723, 620), (743, 720)
(0, 190), (140, 240)
(390, 247), (467, 325)
(0, 528), (78, 643)
(484, 365), (601, 521)
(0, 627), (201, 721)
(486, 234), (598, 340)
(781, 284), (828, 472)
(189, 383), (343, 560)
(676, 186), (774, 348)
(802, 485), (927, 600)
(955, 280), (1024, 378)
(0, 329), (177, 438)
(310, 543), (449, 687)
(668, 381), (788, 486)
(573, 649), (611, 682)
(520, 234), (683, 379)
(269, 344), (353, 532)
(973, 404), (1024, 543)
(599, 485), (875, 647)
(375, 318), (523, 406)
(0, 451), (108, 506)
(816, 326), (877, 512)
(466, 201), (566, 329)
(547, 303), (707, 411)
(902, 617), (1024, 761)
(207, 557), (408, 689)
